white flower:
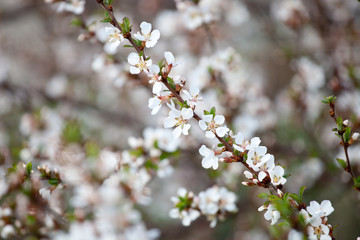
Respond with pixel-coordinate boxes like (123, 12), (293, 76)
(148, 91), (170, 115)
(233, 132), (249, 152)
(57, 0), (85, 15)
(164, 51), (177, 67)
(219, 187), (237, 212)
(288, 229), (304, 240)
(198, 187), (220, 215)
(199, 114), (229, 138)
(104, 27), (124, 54)
(164, 107), (193, 138)
(352, 132), (359, 141)
(246, 146), (267, 171)
(181, 86), (203, 108)
(147, 65), (163, 95)
(134, 22), (160, 48)
(257, 154), (275, 182)
(306, 200), (334, 218)
(128, 53), (152, 74)
(157, 159), (173, 178)
(169, 208), (200, 226)
(258, 204), (280, 225)
(308, 217), (331, 240)
(269, 166), (287, 186)
(199, 145), (219, 170)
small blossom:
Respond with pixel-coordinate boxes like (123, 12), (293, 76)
(269, 166), (287, 186)
(343, 119), (349, 126)
(199, 114), (229, 138)
(306, 200), (334, 218)
(246, 146), (267, 171)
(134, 22), (160, 48)
(147, 65), (163, 95)
(199, 145), (219, 170)
(128, 53), (152, 74)
(258, 154), (275, 182)
(169, 208), (200, 226)
(181, 86), (203, 109)
(259, 204), (280, 225)
(307, 217), (331, 240)
(104, 27), (124, 54)
(352, 132), (359, 141)
(164, 51), (176, 66)
(164, 107), (193, 138)
(148, 91), (170, 115)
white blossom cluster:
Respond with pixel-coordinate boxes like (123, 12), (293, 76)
(169, 186), (237, 227)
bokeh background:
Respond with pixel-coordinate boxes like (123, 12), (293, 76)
(0, 0), (360, 239)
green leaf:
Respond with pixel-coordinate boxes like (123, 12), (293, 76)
(123, 45), (134, 48)
(62, 120), (83, 144)
(258, 193), (270, 199)
(48, 178), (59, 186)
(85, 141), (100, 158)
(120, 17), (132, 34)
(210, 107), (216, 116)
(129, 148), (143, 157)
(101, 11), (112, 23)
(343, 127), (352, 143)
(289, 193), (300, 204)
(336, 116), (343, 131)
(26, 162), (32, 177)
(71, 17), (83, 27)
(336, 158), (347, 170)
(144, 160), (158, 170)
(299, 186), (306, 202)
(322, 95), (336, 104)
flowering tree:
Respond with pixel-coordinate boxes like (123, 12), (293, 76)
(0, 0), (360, 239)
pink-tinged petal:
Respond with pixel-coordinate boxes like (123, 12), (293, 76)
(128, 53), (140, 65)
(152, 82), (162, 95)
(205, 131), (216, 138)
(140, 21), (152, 34)
(164, 117), (177, 128)
(129, 66), (140, 74)
(214, 115), (225, 124)
(258, 171), (267, 181)
(199, 120), (207, 130)
(182, 124), (191, 135)
(181, 108), (194, 119)
(216, 126), (229, 137)
(164, 51), (175, 64)
(202, 114), (213, 123)
(173, 126), (182, 139)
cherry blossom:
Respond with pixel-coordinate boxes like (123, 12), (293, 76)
(104, 27), (124, 54)
(128, 53), (152, 74)
(257, 154), (275, 182)
(163, 107), (193, 138)
(134, 22), (160, 48)
(246, 146), (267, 171)
(147, 65), (163, 95)
(307, 217), (331, 240)
(306, 200), (334, 218)
(181, 86), (203, 109)
(57, 0), (85, 15)
(199, 114), (229, 138)
(199, 145), (220, 170)
(269, 166), (287, 186)
(258, 204), (280, 225)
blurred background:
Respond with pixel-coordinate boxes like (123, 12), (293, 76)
(0, 0), (360, 239)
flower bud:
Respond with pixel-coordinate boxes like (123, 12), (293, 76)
(343, 119), (349, 126)
(352, 132), (359, 141)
